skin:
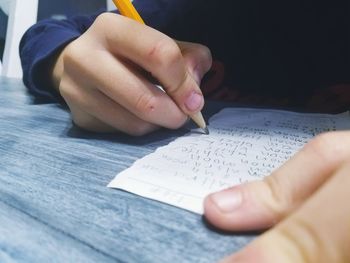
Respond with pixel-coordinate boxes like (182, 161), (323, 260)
(204, 131), (350, 263)
(52, 13), (350, 262)
(52, 13), (212, 135)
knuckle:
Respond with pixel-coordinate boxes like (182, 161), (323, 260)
(58, 84), (71, 100)
(147, 38), (182, 68)
(275, 217), (326, 262)
(58, 79), (77, 101)
(262, 175), (294, 219)
(62, 41), (83, 70)
(94, 12), (116, 27)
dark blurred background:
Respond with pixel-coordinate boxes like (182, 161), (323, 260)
(1, 0), (107, 60)
(37, 0), (106, 20)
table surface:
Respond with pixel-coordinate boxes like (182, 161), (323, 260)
(0, 77), (255, 263)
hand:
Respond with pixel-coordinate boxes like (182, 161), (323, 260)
(204, 131), (350, 262)
(52, 13), (212, 135)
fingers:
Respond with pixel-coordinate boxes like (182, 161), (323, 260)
(62, 40), (187, 131)
(93, 13), (206, 116)
(56, 12), (212, 135)
(60, 72), (159, 136)
(204, 131), (350, 231)
(220, 161), (350, 263)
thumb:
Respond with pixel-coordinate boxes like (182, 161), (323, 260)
(204, 132), (350, 231)
(177, 41), (212, 85)
(220, 161), (350, 263)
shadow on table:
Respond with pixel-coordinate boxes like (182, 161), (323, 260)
(63, 100), (236, 146)
(201, 216), (263, 237)
(65, 125), (187, 146)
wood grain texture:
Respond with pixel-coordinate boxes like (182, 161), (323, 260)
(0, 77), (255, 263)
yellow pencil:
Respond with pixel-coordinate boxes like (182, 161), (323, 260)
(112, 0), (144, 24)
(112, 0), (209, 134)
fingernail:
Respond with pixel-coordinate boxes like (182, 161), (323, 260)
(185, 91), (203, 112)
(211, 188), (243, 213)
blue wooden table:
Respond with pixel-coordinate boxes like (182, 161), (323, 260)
(0, 77), (255, 263)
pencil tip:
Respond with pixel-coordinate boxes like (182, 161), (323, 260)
(203, 127), (209, 135)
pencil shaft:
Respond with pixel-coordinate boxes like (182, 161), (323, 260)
(112, 0), (145, 24)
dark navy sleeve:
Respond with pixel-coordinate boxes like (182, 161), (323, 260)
(20, 12), (103, 101)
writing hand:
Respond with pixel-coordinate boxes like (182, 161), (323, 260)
(52, 13), (212, 135)
(204, 131), (350, 262)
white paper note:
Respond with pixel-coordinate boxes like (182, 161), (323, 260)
(108, 108), (350, 214)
